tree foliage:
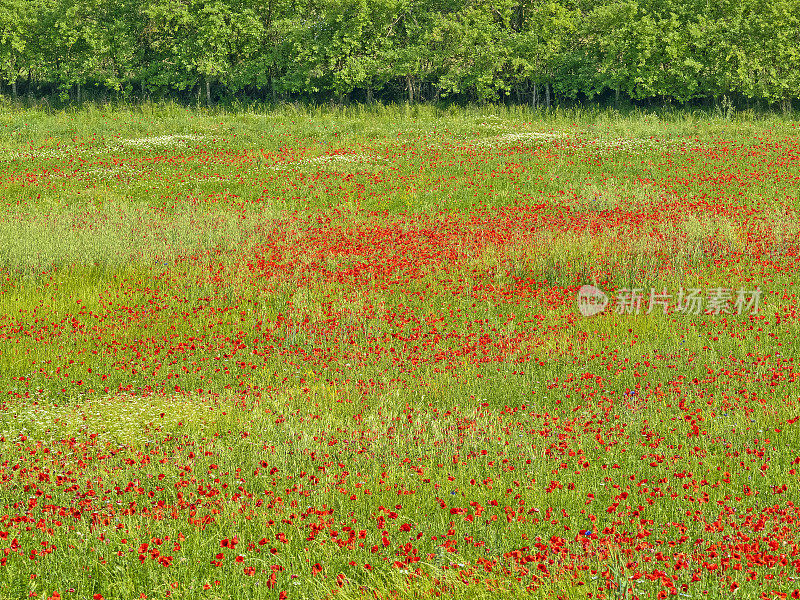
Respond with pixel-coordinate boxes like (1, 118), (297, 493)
(2, 0), (799, 107)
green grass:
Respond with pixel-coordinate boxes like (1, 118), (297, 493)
(0, 101), (799, 600)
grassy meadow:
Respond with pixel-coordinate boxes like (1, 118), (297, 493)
(1, 101), (799, 600)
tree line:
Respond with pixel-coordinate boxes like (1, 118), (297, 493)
(1, 0), (798, 109)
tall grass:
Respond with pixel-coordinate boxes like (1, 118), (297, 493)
(0, 103), (798, 600)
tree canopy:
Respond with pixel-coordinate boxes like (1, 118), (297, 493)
(1, 0), (798, 107)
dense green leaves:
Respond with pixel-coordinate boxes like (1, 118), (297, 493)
(0, 0), (32, 95)
(1, 0), (799, 106)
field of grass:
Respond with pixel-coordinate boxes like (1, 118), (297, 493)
(1, 100), (799, 600)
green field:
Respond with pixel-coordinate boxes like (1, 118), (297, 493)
(0, 102), (799, 600)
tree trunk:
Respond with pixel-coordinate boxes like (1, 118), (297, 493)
(406, 75), (414, 103)
(11, 79), (17, 98)
(266, 0), (274, 28)
(545, 82), (550, 108)
(532, 82), (537, 107)
(615, 87), (620, 106)
(366, 87), (373, 104)
(205, 77), (211, 106)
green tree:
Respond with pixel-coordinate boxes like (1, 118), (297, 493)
(739, 0), (800, 112)
(0, 0), (35, 97)
(586, 1), (663, 101)
(427, 0), (517, 102)
(514, 0), (583, 106)
(142, 0), (263, 103)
